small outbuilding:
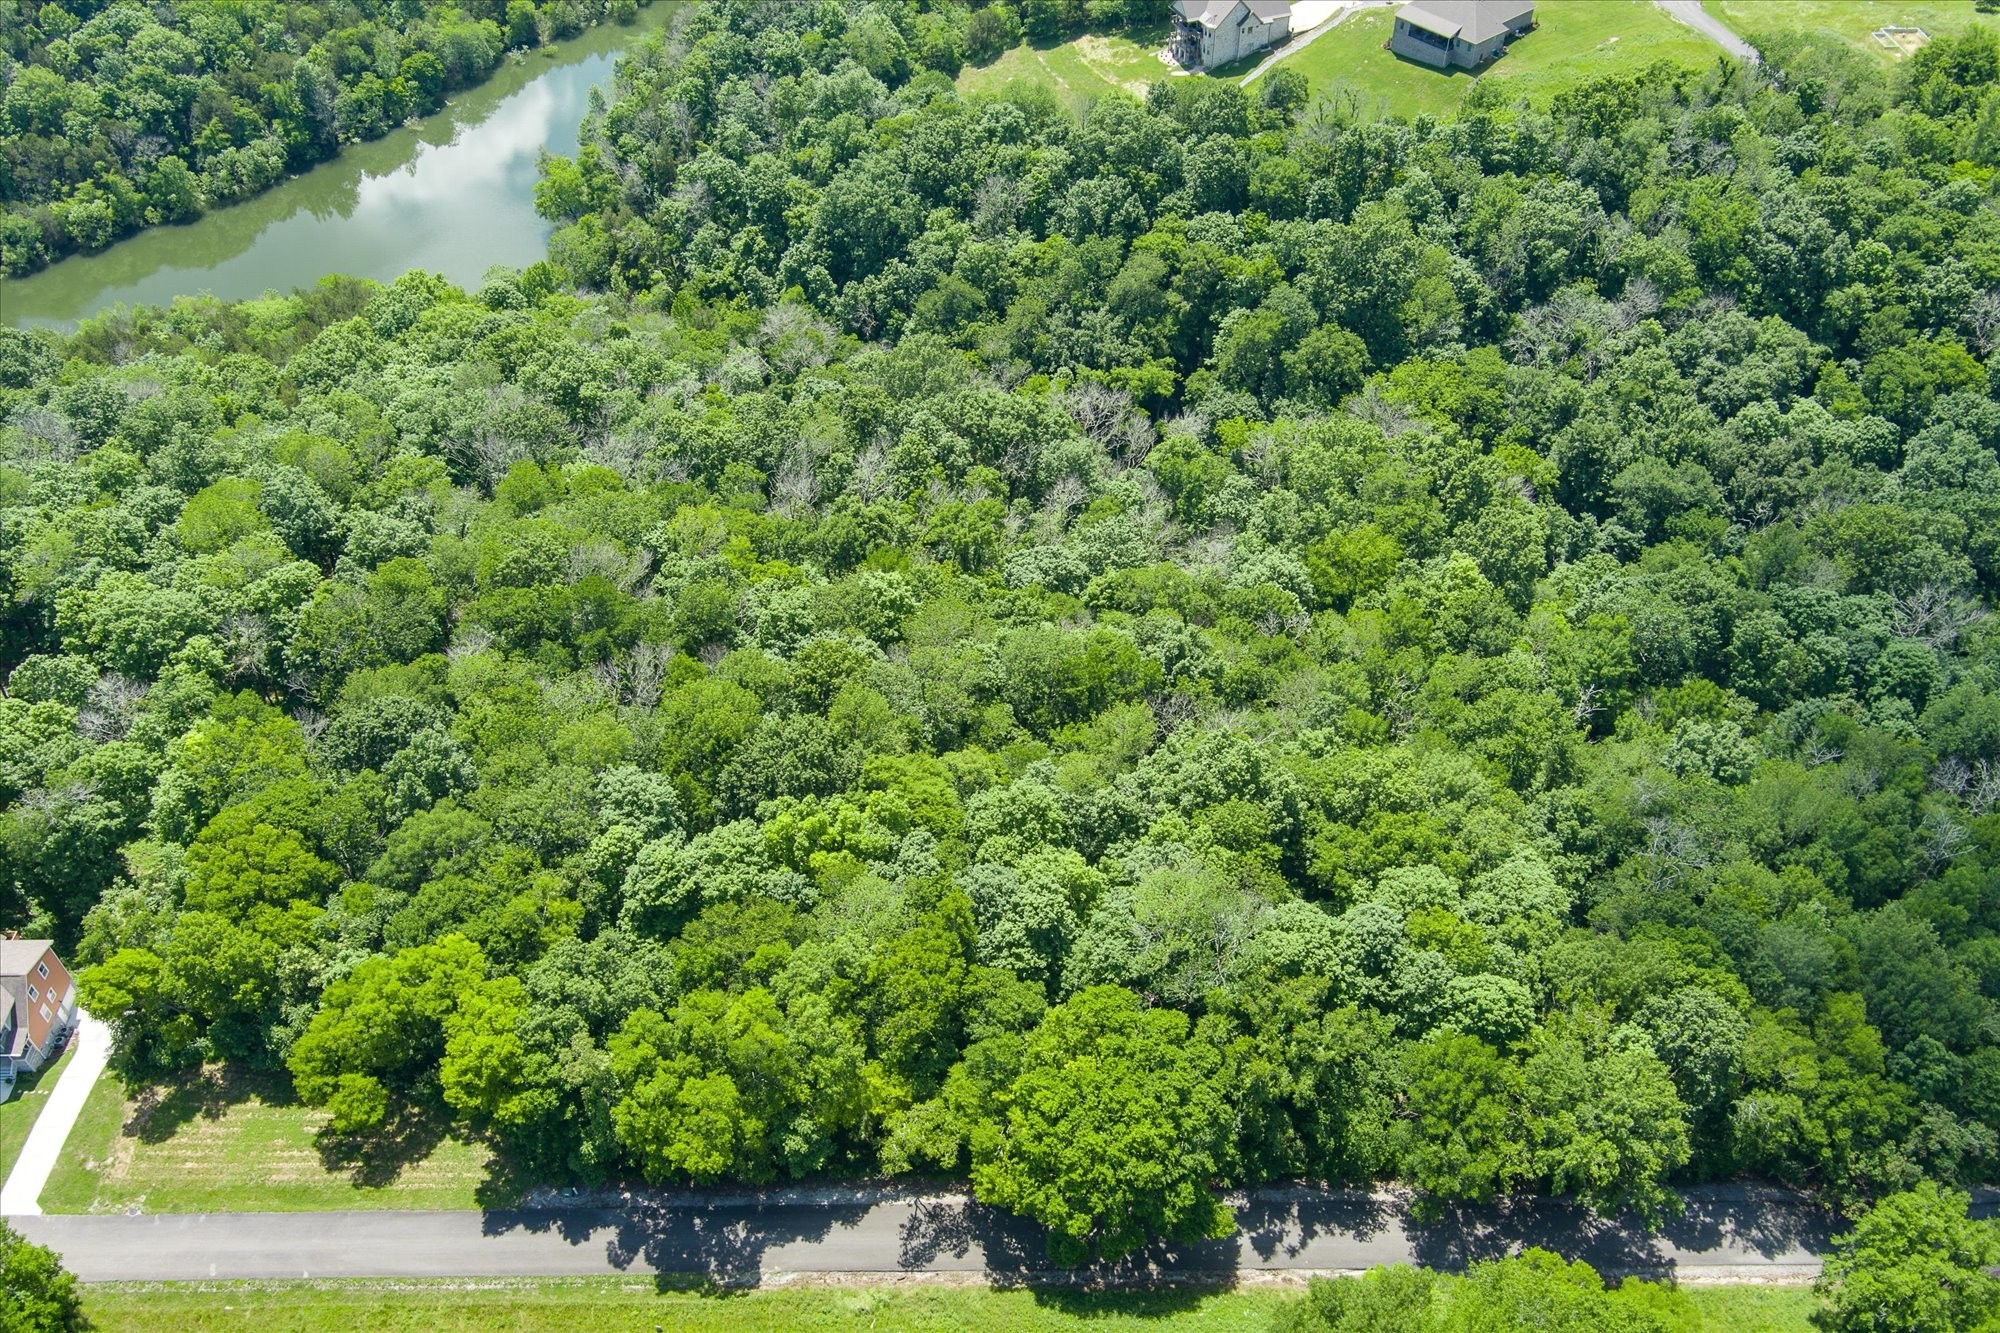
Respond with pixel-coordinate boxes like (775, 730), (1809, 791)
(1172, 0), (1293, 71)
(1, 937), (77, 1085)
(1390, 0), (1535, 70)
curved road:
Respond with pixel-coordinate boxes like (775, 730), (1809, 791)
(1654, 0), (1759, 64)
(14, 1185), (1864, 1284)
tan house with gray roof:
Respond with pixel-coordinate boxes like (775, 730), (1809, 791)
(1390, 0), (1535, 69)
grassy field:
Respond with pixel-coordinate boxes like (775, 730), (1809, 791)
(1681, 1283), (1820, 1331)
(0, 1037), (78, 1182)
(957, 28), (1172, 113)
(41, 1064), (501, 1214)
(1275, 0), (1725, 119)
(1708, 1), (1984, 62)
(952, 2), (1758, 123)
(76, 1278), (1817, 1333)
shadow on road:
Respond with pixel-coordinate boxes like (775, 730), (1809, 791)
(477, 1192), (1255, 1295)
(1659, 1185), (1837, 1260)
(471, 1181), (1843, 1289)
(896, 1196), (1247, 1292)
(1405, 1196), (1669, 1278)
(896, 1195), (997, 1268)
(1404, 1183), (1835, 1281)
(1240, 1191), (1394, 1265)
(480, 1199), (865, 1288)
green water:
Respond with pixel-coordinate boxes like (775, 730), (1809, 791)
(0, 5), (675, 329)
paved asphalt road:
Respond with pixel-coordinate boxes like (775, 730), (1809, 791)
(1654, 0), (1760, 64)
(17, 1185), (1858, 1283)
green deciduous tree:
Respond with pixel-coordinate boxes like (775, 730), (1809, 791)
(970, 985), (1232, 1263)
(1816, 1181), (2000, 1333)
(0, 1219), (86, 1333)
(1393, 1032), (1529, 1209)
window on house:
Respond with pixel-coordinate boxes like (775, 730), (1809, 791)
(39, 1005), (51, 1023)
(37, 962), (48, 978)
(1403, 22), (1450, 50)
(25, 984), (36, 1002)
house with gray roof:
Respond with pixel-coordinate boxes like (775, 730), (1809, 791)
(1390, 0), (1535, 70)
(1, 937), (76, 1087)
(1172, 0), (1292, 71)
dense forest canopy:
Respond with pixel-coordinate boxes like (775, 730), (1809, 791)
(3, 0), (2000, 1263)
(0, 0), (649, 276)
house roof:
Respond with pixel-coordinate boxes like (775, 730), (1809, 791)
(1175, 0), (1291, 28)
(0, 939), (54, 977)
(1397, 0), (1533, 43)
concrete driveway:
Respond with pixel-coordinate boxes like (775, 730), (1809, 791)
(1241, 2), (1394, 86)
(1, 1013), (110, 1217)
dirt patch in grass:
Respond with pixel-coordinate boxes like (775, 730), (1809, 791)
(1073, 35), (1158, 97)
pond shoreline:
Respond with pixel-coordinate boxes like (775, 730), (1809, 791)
(1, 3), (677, 330)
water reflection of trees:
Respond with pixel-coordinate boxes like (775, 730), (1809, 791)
(3, 17), (655, 326)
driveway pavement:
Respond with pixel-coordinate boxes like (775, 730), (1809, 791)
(1241, 2), (1393, 86)
(1654, 0), (1759, 64)
(17, 1184), (1851, 1283)
(1, 1013), (110, 1217)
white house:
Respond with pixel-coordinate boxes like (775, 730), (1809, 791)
(1172, 0), (1293, 71)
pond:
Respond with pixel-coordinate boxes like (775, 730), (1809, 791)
(0, 4), (675, 329)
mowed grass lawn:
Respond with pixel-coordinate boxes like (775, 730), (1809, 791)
(1708, 1), (1983, 62)
(0, 1036), (78, 1182)
(40, 1064), (502, 1213)
(958, 28), (1172, 113)
(77, 1278), (1817, 1333)
(1277, 0), (1725, 120)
